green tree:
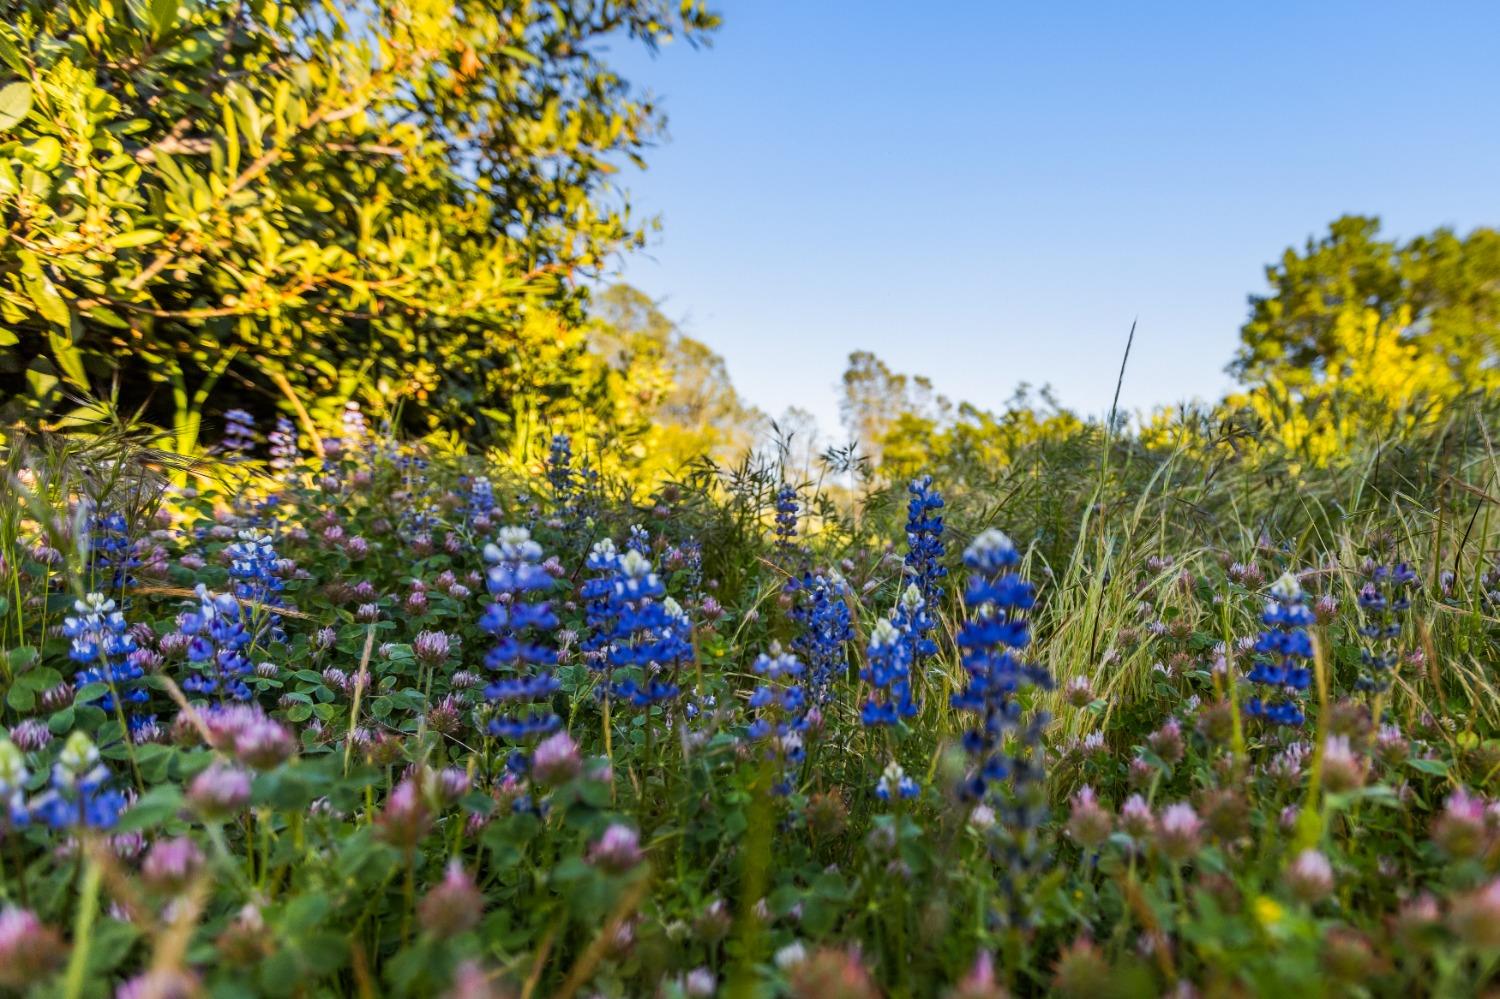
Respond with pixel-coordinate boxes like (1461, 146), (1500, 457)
(1231, 214), (1500, 392)
(838, 350), (949, 463)
(585, 284), (762, 465)
(0, 0), (719, 452)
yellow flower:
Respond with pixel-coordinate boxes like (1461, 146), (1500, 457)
(1253, 895), (1285, 929)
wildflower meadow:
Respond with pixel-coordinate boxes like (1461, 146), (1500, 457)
(0, 403), (1497, 997)
(1, 1), (1499, 996)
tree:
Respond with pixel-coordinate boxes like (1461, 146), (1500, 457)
(576, 284), (762, 475)
(0, 0), (719, 452)
(838, 350), (949, 463)
(1231, 215), (1500, 394)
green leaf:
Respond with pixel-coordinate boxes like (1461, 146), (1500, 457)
(115, 785), (183, 832)
(2, 666), (57, 711)
(107, 228), (164, 249)
(84, 919), (141, 976)
(1407, 757), (1450, 777)
(0, 81), (30, 130)
(47, 706), (74, 734)
(150, 0), (178, 38)
(23, 270), (69, 326)
(500, 46), (542, 66)
(48, 331), (89, 388)
(25, 361), (59, 403)
(26, 135), (60, 170)
(7, 645), (38, 674)
(5, 682), (34, 711)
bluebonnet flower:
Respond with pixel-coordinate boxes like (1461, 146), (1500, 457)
(951, 529), (1052, 809)
(341, 401), (369, 443)
(63, 593), (151, 735)
(584, 545), (691, 709)
(480, 527), (562, 750)
(178, 585), (255, 702)
(267, 417), (300, 478)
(626, 524), (652, 556)
(397, 454), (439, 538)
(0, 738), (29, 828)
(547, 433), (575, 508)
(464, 475), (496, 525)
(745, 646), (807, 795)
(773, 484), (799, 555)
(892, 581), (939, 670)
(85, 510), (141, 595)
(221, 409), (257, 458)
(860, 617), (917, 726)
(1355, 561), (1417, 693)
(1245, 572), (1315, 727)
(665, 538), (705, 599)
(546, 432), (597, 535)
(904, 475), (947, 604)
(875, 760), (919, 801)
(580, 538), (621, 654)
(1483, 560), (1500, 609)
(224, 530), (287, 642)
(788, 571), (854, 704)
(30, 732), (127, 830)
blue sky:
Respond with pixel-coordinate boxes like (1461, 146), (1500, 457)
(605, 1), (1500, 437)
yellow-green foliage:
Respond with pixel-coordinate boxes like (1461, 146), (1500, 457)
(480, 286), (761, 493)
(0, 0), (718, 454)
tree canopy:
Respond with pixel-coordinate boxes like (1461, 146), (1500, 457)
(0, 0), (718, 453)
(1232, 214), (1500, 394)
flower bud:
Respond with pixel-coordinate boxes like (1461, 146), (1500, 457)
(375, 779), (432, 848)
(1320, 735), (1366, 793)
(0, 907), (66, 988)
(529, 731), (581, 786)
(1286, 849), (1334, 903)
(235, 717), (296, 770)
(1065, 786), (1112, 849)
(1120, 794), (1153, 840)
(1447, 878), (1500, 949)
(1431, 787), (1490, 859)
(1153, 802), (1202, 861)
(141, 837), (205, 895)
(589, 823), (644, 874)
(418, 862), (484, 935)
(413, 631), (452, 665)
(188, 763), (252, 819)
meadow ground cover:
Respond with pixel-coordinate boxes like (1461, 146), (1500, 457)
(2, 1), (1498, 995)
(0, 405), (1496, 998)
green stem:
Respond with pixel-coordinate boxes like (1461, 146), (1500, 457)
(61, 856), (102, 999)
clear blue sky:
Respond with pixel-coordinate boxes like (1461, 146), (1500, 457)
(605, 1), (1500, 437)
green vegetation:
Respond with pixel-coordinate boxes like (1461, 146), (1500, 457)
(0, 4), (1498, 998)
